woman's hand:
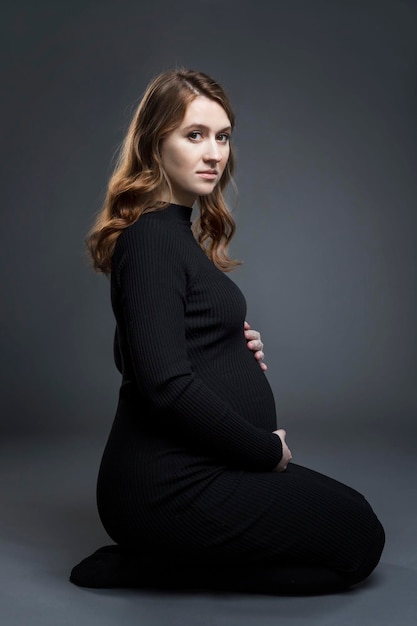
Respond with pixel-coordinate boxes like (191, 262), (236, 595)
(272, 429), (292, 472)
(244, 321), (267, 371)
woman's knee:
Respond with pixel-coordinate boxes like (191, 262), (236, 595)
(343, 518), (385, 587)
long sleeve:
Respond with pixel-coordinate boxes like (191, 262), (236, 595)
(112, 216), (282, 471)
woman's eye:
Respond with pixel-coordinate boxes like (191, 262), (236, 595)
(189, 131), (202, 141)
(217, 133), (230, 143)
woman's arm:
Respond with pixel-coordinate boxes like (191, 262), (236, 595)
(113, 220), (282, 472)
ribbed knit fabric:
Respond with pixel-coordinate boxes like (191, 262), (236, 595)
(90, 203), (384, 592)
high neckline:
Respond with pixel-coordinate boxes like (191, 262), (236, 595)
(163, 203), (193, 223)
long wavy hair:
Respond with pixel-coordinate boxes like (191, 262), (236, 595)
(86, 69), (240, 274)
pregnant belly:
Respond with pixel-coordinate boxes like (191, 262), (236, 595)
(194, 347), (278, 432)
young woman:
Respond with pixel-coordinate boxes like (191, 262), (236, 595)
(70, 69), (384, 594)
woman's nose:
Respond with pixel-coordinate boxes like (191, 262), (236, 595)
(203, 140), (222, 162)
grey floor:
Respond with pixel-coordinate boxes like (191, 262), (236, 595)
(1, 425), (416, 626)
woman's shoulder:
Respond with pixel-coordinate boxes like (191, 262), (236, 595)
(118, 213), (181, 249)
(119, 212), (160, 242)
(113, 208), (196, 272)
(121, 206), (191, 242)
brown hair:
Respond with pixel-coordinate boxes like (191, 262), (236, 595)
(86, 68), (240, 274)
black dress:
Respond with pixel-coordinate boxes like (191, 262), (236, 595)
(83, 204), (384, 592)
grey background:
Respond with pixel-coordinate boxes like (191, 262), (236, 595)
(1, 1), (416, 624)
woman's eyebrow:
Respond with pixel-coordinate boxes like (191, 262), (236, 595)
(182, 123), (232, 133)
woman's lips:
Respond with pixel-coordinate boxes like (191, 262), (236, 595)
(197, 171), (217, 180)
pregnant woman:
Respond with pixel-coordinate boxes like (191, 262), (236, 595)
(70, 68), (384, 594)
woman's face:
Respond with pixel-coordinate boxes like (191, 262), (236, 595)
(159, 95), (231, 207)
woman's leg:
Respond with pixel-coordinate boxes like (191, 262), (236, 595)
(71, 463), (384, 593)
